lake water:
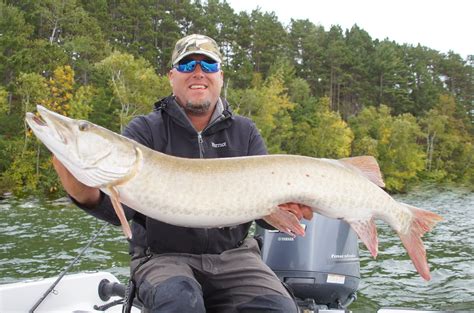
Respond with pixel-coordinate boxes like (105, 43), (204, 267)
(0, 185), (472, 312)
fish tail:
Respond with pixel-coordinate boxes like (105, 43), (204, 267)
(398, 203), (443, 281)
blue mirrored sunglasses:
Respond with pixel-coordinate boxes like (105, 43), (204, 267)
(174, 59), (220, 73)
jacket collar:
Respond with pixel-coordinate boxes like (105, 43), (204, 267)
(154, 95), (233, 134)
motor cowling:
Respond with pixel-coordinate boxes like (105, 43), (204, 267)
(256, 214), (360, 309)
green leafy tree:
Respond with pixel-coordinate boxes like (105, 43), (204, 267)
(16, 72), (49, 152)
(229, 70), (294, 153)
(340, 25), (375, 117)
(35, 0), (107, 82)
(0, 3), (34, 85)
(96, 51), (171, 131)
(2, 147), (39, 195)
(288, 19), (327, 96)
(13, 39), (70, 78)
(35, 0), (95, 44)
(419, 94), (474, 184)
(372, 40), (413, 114)
(69, 85), (94, 119)
(224, 11), (255, 89)
(16, 73), (49, 114)
(248, 10), (289, 75)
(1, 137), (62, 195)
(194, 0), (236, 61)
(151, 1), (190, 72)
(350, 105), (425, 191)
(438, 52), (473, 132)
(64, 35), (110, 84)
(325, 25), (352, 113)
(404, 44), (443, 115)
(286, 96), (353, 158)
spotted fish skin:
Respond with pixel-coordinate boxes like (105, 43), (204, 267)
(25, 105), (442, 281)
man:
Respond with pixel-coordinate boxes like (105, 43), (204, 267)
(53, 34), (311, 312)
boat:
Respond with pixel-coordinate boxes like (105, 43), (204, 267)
(0, 270), (445, 313)
(0, 215), (359, 312)
(0, 215), (444, 312)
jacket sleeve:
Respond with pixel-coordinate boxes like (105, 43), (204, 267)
(70, 116), (154, 225)
(70, 191), (128, 226)
(247, 121), (267, 156)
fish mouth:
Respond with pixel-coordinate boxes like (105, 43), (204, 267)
(33, 114), (47, 126)
(26, 112), (47, 127)
(26, 106), (72, 144)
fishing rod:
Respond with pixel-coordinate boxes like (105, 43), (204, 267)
(29, 221), (109, 313)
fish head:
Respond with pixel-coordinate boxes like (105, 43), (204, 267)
(26, 105), (141, 188)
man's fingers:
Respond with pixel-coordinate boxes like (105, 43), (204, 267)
(286, 205), (303, 220)
(301, 207), (314, 220)
(278, 202), (314, 221)
(263, 209), (305, 237)
(278, 203), (302, 219)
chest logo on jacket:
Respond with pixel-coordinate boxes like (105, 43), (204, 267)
(211, 141), (227, 148)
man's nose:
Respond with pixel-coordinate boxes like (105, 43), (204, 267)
(192, 64), (204, 78)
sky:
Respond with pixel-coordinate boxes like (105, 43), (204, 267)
(226, 0), (473, 60)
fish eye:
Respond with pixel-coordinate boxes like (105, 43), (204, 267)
(78, 121), (90, 131)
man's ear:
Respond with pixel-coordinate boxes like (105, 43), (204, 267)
(168, 70), (174, 87)
(219, 71), (224, 88)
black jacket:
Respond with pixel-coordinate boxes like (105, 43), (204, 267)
(77, 96), (269, 255)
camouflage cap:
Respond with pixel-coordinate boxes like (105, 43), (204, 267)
(171, 34), (223, 65)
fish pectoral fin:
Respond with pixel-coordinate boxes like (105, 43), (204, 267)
(263, 208), (306, 237)
(339, 156), (385, 188)
(108, 186), (133, 240)
(347, 218), (378, 258)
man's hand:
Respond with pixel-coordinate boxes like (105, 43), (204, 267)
(52, 156), (101, 208)
(263, 203), (313, 237)
(278, 202), (313, 220)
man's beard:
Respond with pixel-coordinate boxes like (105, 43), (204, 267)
(184, 100), (211, 115)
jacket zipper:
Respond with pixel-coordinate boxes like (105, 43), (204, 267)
(197, 132), (204, 158)
(197, 113), (228, 252)
(196, 114), (227, 160)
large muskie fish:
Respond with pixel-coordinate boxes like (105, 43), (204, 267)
(26, 105), (442, 280)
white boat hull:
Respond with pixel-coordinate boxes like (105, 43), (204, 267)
(0, 272), (139, 312)
(0, 271), (448, 313)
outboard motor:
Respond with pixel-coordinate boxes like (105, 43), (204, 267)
(256, 214), (360, 309)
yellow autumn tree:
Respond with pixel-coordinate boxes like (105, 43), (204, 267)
(14, 66), (94, 195)
(39, 65), (94, 120)
(0, 87), (8, 115)
(41, 65), (75, 116)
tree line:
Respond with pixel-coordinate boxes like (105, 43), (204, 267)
(0, 0), (472, 195)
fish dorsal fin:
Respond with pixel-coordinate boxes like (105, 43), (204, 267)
(339, 156), (385, 188)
